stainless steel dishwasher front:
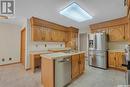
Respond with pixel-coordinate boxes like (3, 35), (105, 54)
(55, 56), (71, 87)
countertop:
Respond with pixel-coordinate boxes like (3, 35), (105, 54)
(40, 51), (85, 60)
(30, 51), (52, 55)
(48, 48), (71, 51)
(30, 48), (71, 55)
(108, 49), (125, 52)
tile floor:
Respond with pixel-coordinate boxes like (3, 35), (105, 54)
(0, 63), (127, 87)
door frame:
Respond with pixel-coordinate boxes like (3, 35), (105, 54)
(20, 28), (26, 66)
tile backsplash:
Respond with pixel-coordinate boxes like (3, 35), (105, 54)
(108, 42), (128, 50)
(30, 42), (65, 51)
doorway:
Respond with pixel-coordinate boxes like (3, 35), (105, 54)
(20, 28), (26, 66)
(79, 33), (87, 59)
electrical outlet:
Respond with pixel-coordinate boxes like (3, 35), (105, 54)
(45, 44), (47, 47)
(2, 58), (5, 62)
(9, 58), (12, 61)
(35, 44), (38, 47)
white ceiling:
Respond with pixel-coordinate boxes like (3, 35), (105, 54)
(1, 0), (127, 32)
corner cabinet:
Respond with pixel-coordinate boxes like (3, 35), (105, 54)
(71, 53), (85, 80)
(108, 51), (127, 71)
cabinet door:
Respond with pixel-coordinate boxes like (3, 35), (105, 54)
(51, 30), (57, 41)
(71, 54), (80, 79)
(44, 28), (52, 41)
(108, 52), (116, 68)
(64, 32), (69, 42)
(79, 53), (85, 74)
(116, 52), (127, 71)
(60, 31), (65, 42)
(57, 31), (63, 41)
(108, 25), (125, 41)
(125, 24), (130, 41)
(32, 26), (42, 41)
(40, 27), (46, 41)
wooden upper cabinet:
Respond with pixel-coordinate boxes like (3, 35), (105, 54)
(64, 32), (69, 42)
(108, 25), (125, 41)
(31, 26), (43, 41)
(51, 30), (66, 42)
(125, 24), (130, 41)
(30, 17), (79, 42)
(44, 28), (52, 41)
(90, 17), (129, 42)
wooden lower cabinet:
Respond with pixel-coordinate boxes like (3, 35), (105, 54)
(79, 53), (85, 74)
(71, 54), (80, 79)
(108, 52), (116, 68)
(108, 52), (127, 71)
(30, 54), (41, 73)
(41, 58), (54, 87)
(41, 53), (85, 87)
(71, 53), (85, 80)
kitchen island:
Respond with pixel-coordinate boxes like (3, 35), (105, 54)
(40, 52), (85, 87)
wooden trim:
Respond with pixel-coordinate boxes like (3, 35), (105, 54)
(108, 67), (127, 72)
(90, 16), (128, 29)
(30, 17), (79, 32)
(20, 28), (26, 66)
(0, 62), (20, 66)
(30, 16), (68, 32)
(67, 27), (79, 32)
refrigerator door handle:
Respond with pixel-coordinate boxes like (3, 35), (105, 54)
(95, 35), (97, 50)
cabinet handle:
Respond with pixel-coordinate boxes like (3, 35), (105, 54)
(123, 36), (125, 40)
(78, 61), (81, 64)
(114, 57), (116, 61)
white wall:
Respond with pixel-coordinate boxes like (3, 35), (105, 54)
(0, 23), (21, 65)
(30, 42), (65, 52)
(79, 33), (88, 57)
(79, 28), (90, 57)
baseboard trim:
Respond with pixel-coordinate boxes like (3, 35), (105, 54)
(0, 62), (20, 66)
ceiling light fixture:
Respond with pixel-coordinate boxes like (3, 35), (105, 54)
(60, 2), (92, 22)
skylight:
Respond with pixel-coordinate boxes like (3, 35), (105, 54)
(60, 3), (92, 22)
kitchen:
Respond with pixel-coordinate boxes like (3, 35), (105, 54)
(0, 0), (130, 87)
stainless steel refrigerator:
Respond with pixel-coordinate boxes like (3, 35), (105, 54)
(88, 32), (108, 69)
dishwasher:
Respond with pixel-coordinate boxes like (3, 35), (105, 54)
(55, 56), (71, 87)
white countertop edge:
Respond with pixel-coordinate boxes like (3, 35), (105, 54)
(40, 51), (85, 60)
